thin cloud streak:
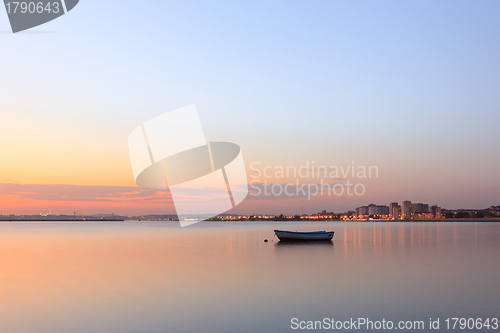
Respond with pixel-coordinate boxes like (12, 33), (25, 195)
(0, 183), (173, 203)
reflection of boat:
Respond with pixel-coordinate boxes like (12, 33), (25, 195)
(274, 230), (334, 241)
(275, 240), (334, 248)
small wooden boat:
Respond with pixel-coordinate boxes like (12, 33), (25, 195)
(274, 230), (334, 241)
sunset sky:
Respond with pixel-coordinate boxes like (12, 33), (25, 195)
(1, 1), (499, 215)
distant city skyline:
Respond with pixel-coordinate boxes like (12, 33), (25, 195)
(355, 200), (441, 219)
(2, 203), (499, 221)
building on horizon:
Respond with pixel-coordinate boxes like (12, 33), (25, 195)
(389, 202), (401, 219)
(401, 200), (412, 219)
(412, 203), (429, 214)
(355, 204), (389, 218)
(429, 205), (442, 218)
(355, 201), (444, 220)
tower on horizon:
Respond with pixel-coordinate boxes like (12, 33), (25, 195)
(389, 202), (400, 219)
(402, 201), (412, 219)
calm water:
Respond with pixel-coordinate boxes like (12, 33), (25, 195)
(0, 221), (499, 333)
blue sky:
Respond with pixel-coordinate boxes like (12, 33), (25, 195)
(1, 0), (499, 213)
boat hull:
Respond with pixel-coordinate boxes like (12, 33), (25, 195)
(274, 230), (334, 241)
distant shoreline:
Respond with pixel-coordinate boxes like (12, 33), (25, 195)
(0, 219), (124, 222)
(1, 218), (499, 223)
(349, 218), (500, 222)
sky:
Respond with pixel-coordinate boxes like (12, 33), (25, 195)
(1, 0), (499, 215)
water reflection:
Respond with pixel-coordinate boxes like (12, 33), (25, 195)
(0, 221), (498, 333)
(340, 222), (481, 253)
(275, 240), (334, 248)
